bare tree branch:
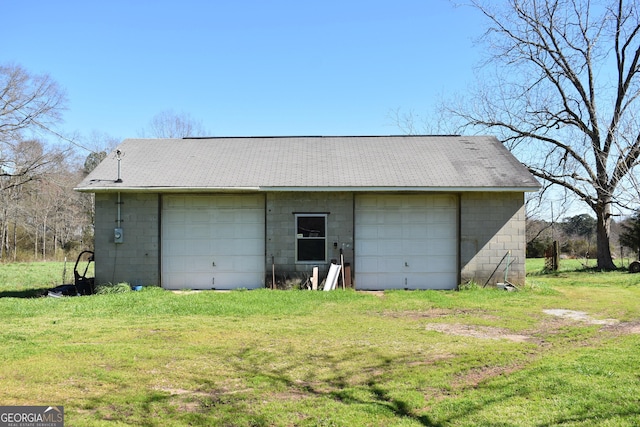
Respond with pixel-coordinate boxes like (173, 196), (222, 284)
(443, 0), (640, 269)
(0, 63), (67, 143)
(139, 110), (210, 138)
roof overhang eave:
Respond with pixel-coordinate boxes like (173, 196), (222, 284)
(75, 185), (541, 193)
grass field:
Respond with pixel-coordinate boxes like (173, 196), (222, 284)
(0, 260), (639, 426)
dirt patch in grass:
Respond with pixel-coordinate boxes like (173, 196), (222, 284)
(425, 310), (639, 342)
(385, 308), (523, 344)
(357, 290), (385, 298)
(542, 309), (619, 325)
(601, 320), (640, 335)
(424, 323), (530, 342)
(385, 308), (495, 320)
(453, 364), (523, 389)
(156, 385), (257, 413)
(401, 308), (639, 345)
(540, 309), (640, 335)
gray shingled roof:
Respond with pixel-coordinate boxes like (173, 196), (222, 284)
(75, 135), (540, 192)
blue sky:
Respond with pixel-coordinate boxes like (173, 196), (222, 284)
(5, 0), (484, 143)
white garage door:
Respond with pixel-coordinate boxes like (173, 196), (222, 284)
(355, 194), (458, 290)
(162, 194), (265, 290)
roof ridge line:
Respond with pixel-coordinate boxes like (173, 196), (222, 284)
(181, 134), (463, 140)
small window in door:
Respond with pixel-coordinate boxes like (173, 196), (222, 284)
(295, 214), (327, 263)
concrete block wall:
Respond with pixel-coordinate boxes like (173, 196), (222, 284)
(90, 190), (527, 289)
(94, 192), (160, 286)
(266, 192), (354, 281)
(460, 192), (526, 285)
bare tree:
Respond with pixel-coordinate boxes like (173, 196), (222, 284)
(0, 177), (20, 259)
(447, 0), (640, 269)
(0, 63), (67, 143)
(1, 63), (68, 191)
(1, 139), (66, 192)
(387, 107), (459, 135)
(0, 139), (67, 259)
(139, 110), (210, 138)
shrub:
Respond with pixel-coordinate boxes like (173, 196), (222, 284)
(95, 282), (131, 294)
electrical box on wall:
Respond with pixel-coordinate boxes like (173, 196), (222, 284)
(114, 228), (124, 244)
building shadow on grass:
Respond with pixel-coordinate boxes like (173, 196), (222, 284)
(0, 288), (50, 298)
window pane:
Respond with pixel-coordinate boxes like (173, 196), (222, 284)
(297, 239), (325, 262)
(297, 216), (325, 237)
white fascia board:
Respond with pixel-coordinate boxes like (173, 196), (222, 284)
(258, 186), (541, 192)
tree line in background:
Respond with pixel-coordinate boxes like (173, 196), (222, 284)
(0, 142), (96, 261)
(527, 212), (640, 263)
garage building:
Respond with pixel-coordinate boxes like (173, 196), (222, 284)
(75, 135), (540, 290)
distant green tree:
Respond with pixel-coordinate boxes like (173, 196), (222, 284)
(619, 212), (640, 260)
(83, 151), (107, 175)
(526, 218), (554, 258)
(561, 214), (596, 239)
(527, 237), (551, 258)
(558, 214), (596, 258)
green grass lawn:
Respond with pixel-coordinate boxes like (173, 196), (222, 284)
(0, 260), (639, 426)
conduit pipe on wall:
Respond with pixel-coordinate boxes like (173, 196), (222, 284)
(117, 192), (122, 226)
(114, 149), (125, 244)
(114, 192), (123, 244)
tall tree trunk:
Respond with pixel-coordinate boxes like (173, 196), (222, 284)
(2, 223), (7, 259)
(42, 215), (47, 260)
(12, 221), (17, 261)
(34, 225), (38, 260)
(53, 219), (58, 256)
(595, 197), (616, 270)
(0, 210), (4, 260)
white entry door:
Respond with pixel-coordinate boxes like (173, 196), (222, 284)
(355, 194), (458, 290)
(162, 194), (265, 289)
